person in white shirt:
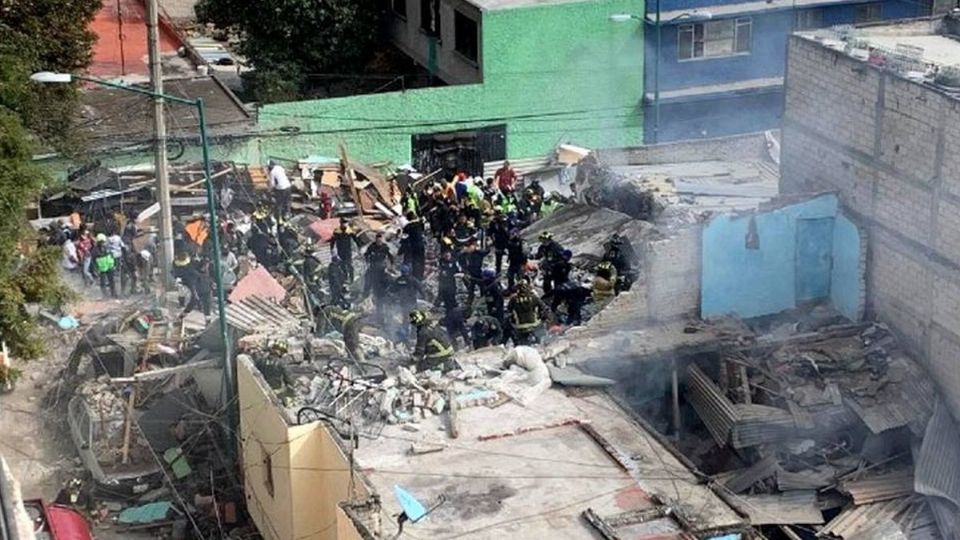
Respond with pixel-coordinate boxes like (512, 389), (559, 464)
(267, 160), (292, 220)
(61, 237), (78, 271)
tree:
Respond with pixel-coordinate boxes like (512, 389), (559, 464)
(0, 0), (99, 358)
(196, 0), (387, 102)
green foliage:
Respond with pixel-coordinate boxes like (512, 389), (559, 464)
(195, 0), (387, 102)
(0, 0), (97, 358)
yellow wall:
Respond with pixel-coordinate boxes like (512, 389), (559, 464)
(238, 356), (366, 540)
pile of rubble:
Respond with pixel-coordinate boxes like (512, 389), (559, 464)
(682, 320), (954, 538)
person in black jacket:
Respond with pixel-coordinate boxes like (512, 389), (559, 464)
(400, 212), (427, 280)
(436, 250), (461, 311)
(330, 218), (360, 282)
(459, 239), (489, 305)
(505, 232), (527, 290)
(362, 233), (394, 320)
(487, 211), (510, 275)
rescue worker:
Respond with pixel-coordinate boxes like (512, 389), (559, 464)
(400, 212), (427, 280)
(459, 239), (489, 305)
(252, 202), (276, 236)
(388, 265), (428, 341)
(505, 231), (527, 290)
(362, 233), (394, 321)
(471, 314), (503, 349)
(328, 253), (350, 308)
(487, 211), (510, 275)
(592, 261), (617, 310)
(441, 305), (471, 349)
(436, 250), (461, 311)
(316, 303), (364, 362)
(479, 268), (505, 322)
(410, 310), (456, 372)
(548, 250), (574, 312)
(508, 282), (549, 345)
(172, 252), (211, 321)
(523, 179), (545, 220)
(534, 231), (564, 295)
(331, 218), (359, 282)
(603, 233), (637, 295)
(92, 234), (117, 298)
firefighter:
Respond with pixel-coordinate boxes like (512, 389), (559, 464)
(471, 314), (503, 349)
(399, 212), (427, 280)
(479, 268), (505, 322)
(487, 210), (510, 275)
(523, 178), (545, 220)
(459, 239), (488, 305)
(328, 253), (351, 308)
(603, 233), (637, 295)
(316, 303), (364, 363)
(331, 218), (360, 282)
(409, 310), (456, 372)
(388, 264), (428, 341)
(508, 282), (549, 345)
(436, 250), (461, 311)
(505, 231), (527, 290)
(252, 202), (276, 236)
(534, 231), (564, 296)
(592, 261), (617, 309)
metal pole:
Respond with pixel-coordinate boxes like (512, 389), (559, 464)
(146, 0), (174, 293)
(197, 98), (236, 458)
(654, 0), (662, 144)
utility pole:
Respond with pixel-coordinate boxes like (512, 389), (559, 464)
(146, 0), (174, 291)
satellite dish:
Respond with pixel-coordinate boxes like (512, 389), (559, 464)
(391, 485), (446, 539)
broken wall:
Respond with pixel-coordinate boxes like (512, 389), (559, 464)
(644, 225), (702, 320)
(781, 34), (960, 419)
(238, 356), (361, 540)
(701, 194), (864, 320)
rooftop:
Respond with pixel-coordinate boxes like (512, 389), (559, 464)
(464, 0), (595, 11)
(77, 76), (253, 151)
(797, 16), (960, 94)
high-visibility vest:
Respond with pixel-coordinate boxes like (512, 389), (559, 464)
(95, 254), (115, 273)
(426, 338), (454, 359)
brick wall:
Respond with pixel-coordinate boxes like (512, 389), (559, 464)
(782, 34), (960, 417)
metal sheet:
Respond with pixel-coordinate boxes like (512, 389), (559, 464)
(225, 295), (302, 334)
(730, 491), (824, 525)
(819, 497), (922, 538)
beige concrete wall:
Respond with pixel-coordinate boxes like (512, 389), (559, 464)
(238, 356), (365, 540)
(781, 35), (960, 418)
(385, 0), (483, 85)
(336, 506), (368, 540)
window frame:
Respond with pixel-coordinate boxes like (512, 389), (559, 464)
(676, 17), (753, 62)
(420, 0), (442, 39)
(453, 9), (479, 64)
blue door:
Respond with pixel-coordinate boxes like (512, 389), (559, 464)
(795, 218), (834, 302)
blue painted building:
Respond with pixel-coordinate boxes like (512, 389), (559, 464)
(640, 0), (931, 142)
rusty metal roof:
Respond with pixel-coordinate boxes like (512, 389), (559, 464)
(841, 469), (915, 505)
(915, 399), (960, 537)
(729, 490), (824, 525)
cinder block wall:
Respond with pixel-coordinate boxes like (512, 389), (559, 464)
(781, 35), (960, 417)
(643, 225), (702, 320)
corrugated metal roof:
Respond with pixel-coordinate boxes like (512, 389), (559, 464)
(915, 400), (960, 506)
(819, 496), (923, 538)
(225, 295), (302, 334)
(841, 469), (915, 505)
(730, 490), (824, 525)
(483, 156), (551, 179)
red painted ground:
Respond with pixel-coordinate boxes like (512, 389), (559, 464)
(89, 0), (181, 78)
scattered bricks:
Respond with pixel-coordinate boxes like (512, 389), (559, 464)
(410, 443), (444, 455)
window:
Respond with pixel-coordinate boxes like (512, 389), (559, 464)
(855, 3), (882, 23)
(421, 0), (441, 38)
(678, 18), (752, 61)
(796, 9), (824, 30)
(454, 10), (478, 62)
(392, 0), (407, 18)
(260, 443), (274, 498)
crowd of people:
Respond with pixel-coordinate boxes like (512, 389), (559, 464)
(50, 158), (638, 373)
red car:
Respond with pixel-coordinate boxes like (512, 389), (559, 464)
(22, 499), (94, 540)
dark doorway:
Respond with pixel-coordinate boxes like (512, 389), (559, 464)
(411, 124), (506, 178)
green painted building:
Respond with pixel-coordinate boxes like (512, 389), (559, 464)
(256, 0), (645, 169)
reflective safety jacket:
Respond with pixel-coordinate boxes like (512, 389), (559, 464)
(414, 323), (455, 361)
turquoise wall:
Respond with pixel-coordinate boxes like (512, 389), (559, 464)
(830, 214), (862, 321)
(701, 194), (863, 321)
(255, 0), (645, 164)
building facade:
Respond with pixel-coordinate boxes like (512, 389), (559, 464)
(255, 0), (644, 170)
(644, 0), (935, 142)
(780, 17), (960, 421)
